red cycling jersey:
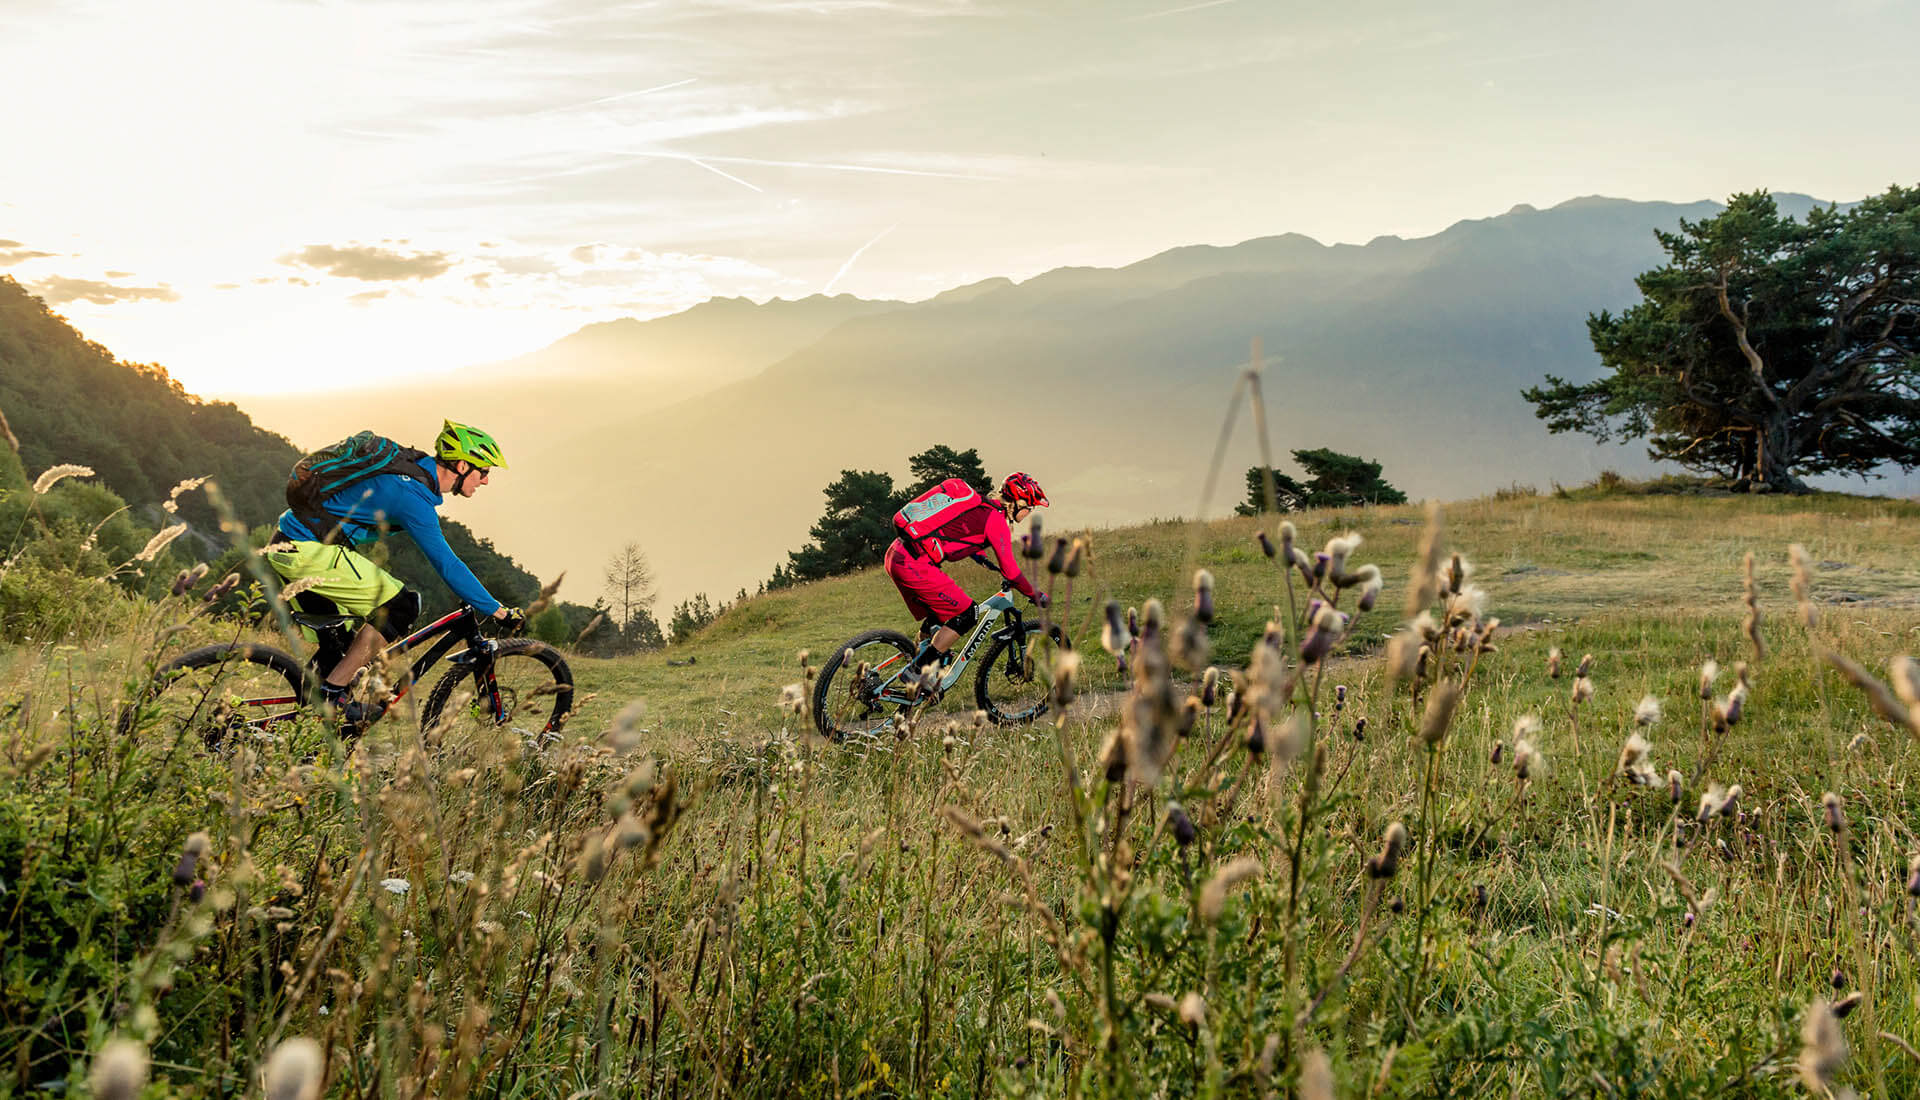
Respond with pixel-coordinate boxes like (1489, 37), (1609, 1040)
(884, 503), (1038, 624)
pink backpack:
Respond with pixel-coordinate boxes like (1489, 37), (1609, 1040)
(893, 478), (986, 563)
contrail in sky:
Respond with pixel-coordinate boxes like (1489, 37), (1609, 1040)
(682, 156), (764, 193)
(823, 224), (898, 294)
(530, 78), (699, 115)
(613, 149), (1001, 182)
(1125, 0), (1237, 19)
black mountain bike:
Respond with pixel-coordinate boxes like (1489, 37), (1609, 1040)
(813, 581), (1064, 741)
(131, 603), (574, 745)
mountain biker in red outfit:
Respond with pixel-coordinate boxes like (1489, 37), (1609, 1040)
(885, 471), (1049, 674)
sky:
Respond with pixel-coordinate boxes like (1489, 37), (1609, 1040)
(4, 0), (1918, 396)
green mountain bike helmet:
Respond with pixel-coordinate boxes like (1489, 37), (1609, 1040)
(435, 420), (508, 469)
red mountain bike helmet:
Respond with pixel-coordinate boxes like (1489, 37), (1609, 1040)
(1001, 471), (1049, 509)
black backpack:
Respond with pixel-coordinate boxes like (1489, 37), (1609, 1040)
(285, 431), (433, 543)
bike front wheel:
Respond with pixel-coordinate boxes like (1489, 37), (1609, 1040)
(127, 643), (310, 745)
(420, 639), (575, 738)
(974, 622), (1067, 726)
(812, 628), (916, 741)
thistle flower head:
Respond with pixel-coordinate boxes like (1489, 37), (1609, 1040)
(1891, 655), (1920, 708)
(1200, 666), (1219, 707)
(1367, 821), (1409, 879)
(264, 1036), (326, 1100)
(1446, 552), (1470, 595)
(1821, 791), (1845, 834)
(1907, 853), (1920, 897)
(1698, 660), (1720, 700)
(1064, 537), (1085, 577)
(1101, 599), (1130, 655)
(1279, 520), (1296, 556)
(1356, 566), (1384, 611)
(1796, 1000), (1848, 1093)
(1050, 649), (1081, 710)
(1698, 783), (1732, 821)
(1177, 991), (1207, 1030)
(90, 1039), (149, 1100)
(1046, 537), (1069, 575)
(1140, 598), (1165, 638)
(1634, 694), (1662, 727)
(1571, 676), (1595, 704)
(1412, 610), (1443, 642)
(1513, 738), (1540, 781)
(1511, 714), (1542, 740)
(1617, 732), (1655, 784)
(1192, 569), (1215, 623)
(1256, 530), (1276, 558)
(1418, 681), (1461, 746)
(1299, 606), (1349, 665)
(1197, 855), (1262, 923)
(1167, 802), (1196, 847)
(1575, 653), (1595, 678)
(1547, 647), (1563, 679)
(1667, 769), (1684, 804)
(173, 830), (212, 886)
(1324, 532), (1361, 580)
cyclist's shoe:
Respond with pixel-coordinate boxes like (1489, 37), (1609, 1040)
(335, 699), (375, 737)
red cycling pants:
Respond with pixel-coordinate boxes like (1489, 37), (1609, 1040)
(883, 539), (972, 624)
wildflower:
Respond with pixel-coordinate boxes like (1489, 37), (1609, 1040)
(1575, 653), (1595, 678)
(162, 475), (210, 514)
(1299, 606), (1349, 665)
(1199, 666), (1219, 707)
(174, 831), (211, 886)
(170, 561), (210, 596)
(1789, 544), (1818, 628)
(1617, 733), (1656, 785)
(1177, 991), (1207, 1030)
(133, 523), (189, 563)
(1697, 783), (1733, 821)
(1514, 739), (1540, 782)
(778, 683), (806, 715)
(1256, 530), (1276, 558)
(1049, 649), (1080, 709)
(90, 1039), (149, 1100)
(1490, 740), (1504, 765)
(1418, 681), (1461, 746)
(31, 463), (94, 495)
(1698, 660), (1720, 700)
(1821, 791), (1845, 834)
(1796, 1000), (1847, 1093)
(1667, 769), (1684, 805)
(1571, 677), (1595, 705)
(1046, 537), (1069, 575)
(1547, 647), (1563, 679)
(1352, 716), (1368, 739)
(379, 878), (411, 895)
(1197, 855), (1262, 923)
(1299, 1047), (1334, 1100)
(1353, 564), (1384, 611)
(1279, 520), (1296, 558)
(1722, 681), (1748, 726)
(1100, 600), (1130, 655)
(1831, 991), (1865, 1018)
(1907, 854), (1920, 897)
(1742, 552), (1765, 659)
(1634, 694), (1661, 726)
(264, 1036), (325, 1100)
(1021, 513), (1043, 559)
(1065, 538), (1086, 577)
(1168, 802), (1196, 848)
(574, 613), (606, 644)
(1367, 821), (1408, 879)
(1404, 504), (1444, 616)
(1192, 568), (1215, 623)
(1324, 532), (1362, 583)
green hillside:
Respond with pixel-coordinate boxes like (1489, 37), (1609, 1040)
(7, 488), (1920, 1097)
(0, 276), (547, 613)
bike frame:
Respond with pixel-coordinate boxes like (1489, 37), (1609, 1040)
(870, 588), (1026, 706)
(243, 605), (500, 723)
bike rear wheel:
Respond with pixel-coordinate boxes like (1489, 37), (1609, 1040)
(420, 639), (575, 739)
(975, 622), (1067, 726)
(129, 643), (309, 746)
(812, 629), (916, 741)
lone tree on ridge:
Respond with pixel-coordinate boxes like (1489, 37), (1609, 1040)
(1523, 187), (1920, 492)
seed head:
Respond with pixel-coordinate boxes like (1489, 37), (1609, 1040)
(174, 831), (212, 886)
(1634, 694), (1661, 727)
(1571, 676), (1594, 705)
(1547, 647), (1563, 679)
(1064, 538), (1086, 577)
(263, 1036), (325, 1100)
(1513, 739), (1539, 782)
(1906, 854), (1920, 897)
(31, 463), (94, 495)
(1050, 649), (1081, 710)
(134, 522), (189, 563)
(1198, 855), (1262, 923)
(1299, 606), (1349, 665)
(90, 1039), (149, 1100)
(1616, 733), (1655, 784)
(1667, 769), (1683, 804)
(1575, 653), (1595, 678)
(1200, 667), (1219, 706)
(1796, 1000), (1848, 1092)
(1279, 520), (1296, 557)
(1168, 802), (1196, 847)
(778, 682), (806, 715)
(1891, 655), (1920, 708)
(1831, 991), (1865, 1019)
(1299, 1047), (1334, 1100)
(1046, 537), (1069, 575)
(1021, 514), (1043, 559)
(1698, 660), (1720, 700)
(1418, 681), (1461, 746)
(1256, 530), (1276, 558)
(1100, 600), (1130, 655)
(1489, 740), (1504, 765)
(1177, 991), (1207, 1030)
(1192, 569), (1215, 623)
(1367, 821), (1409, 879)
(1821, 791), (1845, 834)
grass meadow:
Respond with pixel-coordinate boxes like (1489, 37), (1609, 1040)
(5, 483), (1920, 1098)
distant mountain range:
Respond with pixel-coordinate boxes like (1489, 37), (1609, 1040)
(233, 193), (1911, 607)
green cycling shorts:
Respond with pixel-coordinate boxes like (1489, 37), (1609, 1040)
(263, 540), (405, 619)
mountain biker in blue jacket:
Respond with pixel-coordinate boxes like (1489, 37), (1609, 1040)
(265, 420), (521, 725)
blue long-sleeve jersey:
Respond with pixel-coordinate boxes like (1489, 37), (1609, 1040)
(276, 456), (503, 615)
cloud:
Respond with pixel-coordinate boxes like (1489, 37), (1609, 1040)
(29, 275), (181, 305)
(347, 289), (390, 306)
(282, 243), (453, 281)
(0, 240), (57, 266)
